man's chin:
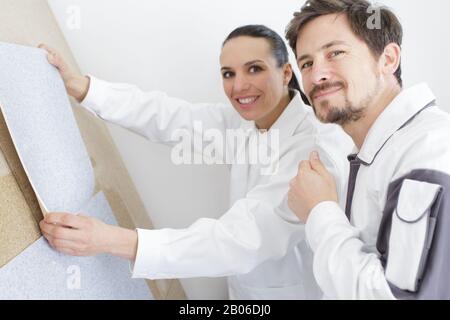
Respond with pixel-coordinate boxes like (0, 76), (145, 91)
(313, 103), (333, 123)
(314, 106), (346, 125)
(317, 115), (332, 124)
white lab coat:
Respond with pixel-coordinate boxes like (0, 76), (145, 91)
(80, 76), (354, 299)
(304, 83), (450, 299)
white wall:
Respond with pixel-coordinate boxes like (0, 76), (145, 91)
(47, 0), (450, 299)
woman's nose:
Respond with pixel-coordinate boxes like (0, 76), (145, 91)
(232, 73), (251, 93)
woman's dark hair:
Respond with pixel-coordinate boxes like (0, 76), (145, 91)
(223, 25), (310, 105)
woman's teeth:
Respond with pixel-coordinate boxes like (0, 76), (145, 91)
(238, 96), (258, 105)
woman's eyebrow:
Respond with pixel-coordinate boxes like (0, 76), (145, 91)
(244, 59), (264, 66)
(221, 59), (265, 71)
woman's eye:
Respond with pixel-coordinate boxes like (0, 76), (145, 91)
(249, 65), (262, 73)
(301, 61), (313, 70)
(222, 71), (234, 79)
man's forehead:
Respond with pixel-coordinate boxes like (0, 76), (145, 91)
(296, 14), (355, 55)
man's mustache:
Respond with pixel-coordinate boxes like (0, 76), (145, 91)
(309, 81), (345, 101)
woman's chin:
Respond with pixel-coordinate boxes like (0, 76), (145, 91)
(240, 111), (259, 122)
(233, 107), (258, 121)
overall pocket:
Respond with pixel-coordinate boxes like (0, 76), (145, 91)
(385, 179), (442, 292)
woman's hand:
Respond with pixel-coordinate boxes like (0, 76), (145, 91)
(38, 44), (90, 103)
(39, 212), (138, 261)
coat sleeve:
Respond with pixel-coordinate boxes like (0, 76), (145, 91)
(130, 137), (348, 279)
(305, 201), (396, 299)
(305, 130), (450, 300)
(80, 76), (239, 149)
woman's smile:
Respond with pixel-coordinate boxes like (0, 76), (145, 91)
(235, 95), (261, 110)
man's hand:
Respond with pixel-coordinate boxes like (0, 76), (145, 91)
(39, 212), (138, 261)
(288, 151), (338, 223)
(38, 44), (90, 102)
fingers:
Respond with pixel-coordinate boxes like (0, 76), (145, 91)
(51, 238), (83, 251)
(291, 160), (312, 187)
(309, 151), (329, 177)
(42, 230), (79, 250)
(38, 43), (55, 53)
(55, 247), (79, 256)
(39, 218), (84, 242)
(289, 177), (296, 188)
(40, 214), (95, 257)
(38, 43), (55, 58)
(47, 239), (80, 256)
(38, 43), (63, 68)
(44, 212), (87, 229)
(298, 160), (311, 172)
(291, 162), (307, 189)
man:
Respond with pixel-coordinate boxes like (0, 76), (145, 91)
(285, 0), (450, 299)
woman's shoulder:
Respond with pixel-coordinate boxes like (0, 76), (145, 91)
(288, 111), (354, 162)
(293, 107), (350, 141)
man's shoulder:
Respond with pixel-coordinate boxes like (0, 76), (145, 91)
(399, 106), (450, 144)
(389, 107), (450, 178)
(413, 104), (450, 128)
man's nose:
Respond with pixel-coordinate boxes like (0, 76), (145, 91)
(311, 59), (331, 85)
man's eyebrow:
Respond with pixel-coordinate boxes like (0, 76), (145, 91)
(297, 53), (312, 63)
(297, 40), (349, 62)
(322, 40), (348, 50)
(221, 60), (265, 71)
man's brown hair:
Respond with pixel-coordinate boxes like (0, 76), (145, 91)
(285, 0), (403, 87)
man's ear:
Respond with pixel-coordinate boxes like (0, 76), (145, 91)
(380, 43), (401, 78)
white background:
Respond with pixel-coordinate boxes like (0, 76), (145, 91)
(47, 0), (450, 299)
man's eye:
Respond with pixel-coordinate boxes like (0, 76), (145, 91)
(222, 71), (234, 79)
(301, 61), (313, 70)
(330, 50), (345, 58)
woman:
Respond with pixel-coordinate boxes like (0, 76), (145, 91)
(39, 25), (353, 299)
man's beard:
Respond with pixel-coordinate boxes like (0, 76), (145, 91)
(316, 97), (365, 126)
(310, 80), (380, 126)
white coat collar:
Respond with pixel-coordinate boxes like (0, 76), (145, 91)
(357, 83), (436, 165)
(239, 90), (309, 141)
